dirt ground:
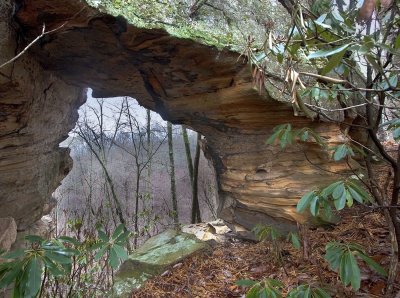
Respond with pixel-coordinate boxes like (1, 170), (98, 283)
(131, 206), (399, 298)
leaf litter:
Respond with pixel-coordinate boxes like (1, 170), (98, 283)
(131, 207), (398, 297)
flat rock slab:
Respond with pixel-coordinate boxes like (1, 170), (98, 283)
(113, 229), (210, 297)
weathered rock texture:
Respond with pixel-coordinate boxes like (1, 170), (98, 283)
(0, 0), (85, 231)
(0, 0), (355, 238)
(0, 217), (17, 251)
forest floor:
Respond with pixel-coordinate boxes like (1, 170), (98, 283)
(131, 207), (398, 298)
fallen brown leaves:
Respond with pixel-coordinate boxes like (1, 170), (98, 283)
(132, 208), (398, 298)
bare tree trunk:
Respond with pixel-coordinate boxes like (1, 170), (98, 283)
(78, 125), (127, 229)
(182, 126), (201, 223)
(134, 168), (141, 248)
(182, 126), (194, 182)
(167, 122), (179, 225)
(146, 109), (152, 192)
(191, 133), (202, 223)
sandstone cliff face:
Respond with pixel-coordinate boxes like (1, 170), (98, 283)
(0, 0), (85, 231)
(0, 0), (354, 239)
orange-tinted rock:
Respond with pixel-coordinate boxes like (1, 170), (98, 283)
(0, 0), (356, 236)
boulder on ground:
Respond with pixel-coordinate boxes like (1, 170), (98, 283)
(113, 229), (210, 297)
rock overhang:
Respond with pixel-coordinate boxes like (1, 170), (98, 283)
(0, 0), (355, 237)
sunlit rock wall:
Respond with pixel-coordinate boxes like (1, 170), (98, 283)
(0, 0), (356, 244)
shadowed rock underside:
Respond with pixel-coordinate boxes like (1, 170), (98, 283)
(0, 0), (356, 238)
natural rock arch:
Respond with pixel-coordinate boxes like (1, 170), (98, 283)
(0, 0), (353, 238)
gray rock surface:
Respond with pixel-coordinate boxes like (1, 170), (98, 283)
(0, 217), (17, 251)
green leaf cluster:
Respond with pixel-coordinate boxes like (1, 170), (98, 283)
(266, 124), (326, 149)
(92, 224), (130, 269)
(331, 144), (355, 161)
(0, 225), (130, 296)
(287, 284), (331, 298)
(252, 224), (301, 251)
(236, 278), (284, 298)
(0, 235), (79, 297)
(252, 224), (282, 242)
(237, 279), (331, 298)
(325, 242), (387, 290)
(297, 179), (372, 218)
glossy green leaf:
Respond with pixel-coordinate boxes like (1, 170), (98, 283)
(332, 183), (345, 200)
(331, 10), (344, 22)
(109, 247), (119, 269)
(97, 230), (109, 242)
(338, 251), (361, 290)
(297, 191), (316, 212)
(304, 285), (311, 297)
(339, 253), (349, 285)
(346, 181), (372, 203)
(289, 233), (301, 249)
(321, 49), (346, 75)
(357, 253), (387, 277)
(314, 13), (331, 29)
(89, 242), (104, 251)
(17, 260), (31, 297)
(308, 44), (350, 59)
(246, 285), (260, 298)
(236, 279), (257, 287)
(325, 243), (344, 270)
(115, 230), (130, 244)
(310, 195), (319, 216)
(345, 189), (353, 208)
(44, 251), (72, 264)
(0, 261), (23, 288)
(348, 186), (364, 203)
(347, 252), (361, 290)
(94, 245), (108, 261)
(334, 188), (346, 210)
(333, 144), (348, 161)
(26, 257), (43, 298)
(321, 181), (343, 198)
(112, 224), (125, 240)
(266, 129), (283, 145)
(43, 257), (64, 277)
(113, 244), (128, 261)
(25, 235), (44, 243)
(1, 249), (25, 259)
(314, 287), (331, 298)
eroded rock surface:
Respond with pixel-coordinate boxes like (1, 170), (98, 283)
(0, 0), (356, 238)
(0, 0), (85, 232)
(0, 217), (17, 251)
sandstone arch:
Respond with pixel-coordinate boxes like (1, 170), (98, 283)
(0, 0), (353, 238)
